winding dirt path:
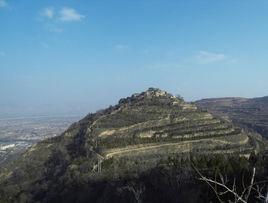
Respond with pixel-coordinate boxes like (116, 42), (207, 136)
(104, 138), (235, 159)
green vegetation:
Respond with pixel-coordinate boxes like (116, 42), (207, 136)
(0, 88), (265, 203)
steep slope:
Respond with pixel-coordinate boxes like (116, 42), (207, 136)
(0, 88), (258, 202)
(196, 96), (268, 138)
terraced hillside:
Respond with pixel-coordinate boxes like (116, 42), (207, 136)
(196, 96), (268, 138)
(0, 88), (260, 202)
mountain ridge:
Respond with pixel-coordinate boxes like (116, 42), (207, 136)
(0, 88), (262, 202)
(196, 96), (268, 139)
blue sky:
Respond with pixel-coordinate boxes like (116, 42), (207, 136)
(1, 0), (268, 117)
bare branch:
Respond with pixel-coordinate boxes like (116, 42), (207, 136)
(244, 167), (255, 202)
(192, 164), (224, 203)
(198, 176), (247, 203)
(192, 163), (268, 203)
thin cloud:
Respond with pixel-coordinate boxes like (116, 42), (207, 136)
(114, 44), (129, 51)
(46, 24), (63, 33)
(195, 51), (228, 64)
(41, 7), (54, 19)
(40, 42), (49, 48)
(0, 51), (6, 57)
(59, 7), (85, 22)
(0, 0), (7, 8)
(39, 6), (84, 33)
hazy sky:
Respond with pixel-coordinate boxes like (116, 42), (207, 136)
(1, 0), (268, 117)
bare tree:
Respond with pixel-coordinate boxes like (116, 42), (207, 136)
(194, 165), (268, 203)
(253, 184), (268, 202)
(175, 94), (184, 100)
(121, 183), (145, 203)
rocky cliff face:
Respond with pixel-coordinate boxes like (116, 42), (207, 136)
(0, 88), (259, 202)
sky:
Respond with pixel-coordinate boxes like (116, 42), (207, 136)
(1, 0), (268, 117)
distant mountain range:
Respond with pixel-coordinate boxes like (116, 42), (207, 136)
(196, 96), (268, 138)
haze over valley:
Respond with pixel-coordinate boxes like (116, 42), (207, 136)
(0, 116), (81, 165)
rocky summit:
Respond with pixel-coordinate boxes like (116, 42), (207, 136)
(0, 88), (261, 203)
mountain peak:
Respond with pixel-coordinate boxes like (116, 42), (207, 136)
(0, 88), (259, 203)
(118, 87), (179, 106)
(144, 87), (168, 96)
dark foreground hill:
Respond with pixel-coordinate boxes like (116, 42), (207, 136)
(0, 88), (266, 203)
(196, 96), (268, 139)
